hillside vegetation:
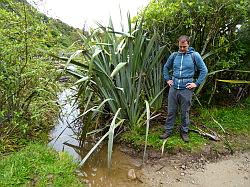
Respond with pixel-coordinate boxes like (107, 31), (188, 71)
(0, 0), (80, 153)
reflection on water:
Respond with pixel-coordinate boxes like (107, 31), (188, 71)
(78, 144), (143, 187)
(49, 88), (143, 186)
(48, 87), (81, 160)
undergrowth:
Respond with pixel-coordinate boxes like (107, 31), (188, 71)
(121, 97), (250, 154)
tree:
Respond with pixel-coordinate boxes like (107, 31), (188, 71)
(138, 0), (249, 103)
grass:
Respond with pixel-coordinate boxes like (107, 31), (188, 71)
(198, 104), (250, 135)
(121, 124), (208, 154)
(0, 143), (84, 187)
(121, 97), (250, 154)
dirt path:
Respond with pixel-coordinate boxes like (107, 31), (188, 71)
(135, 151), (250, 187)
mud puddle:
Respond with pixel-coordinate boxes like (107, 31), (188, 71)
(76, 144), (144, 187)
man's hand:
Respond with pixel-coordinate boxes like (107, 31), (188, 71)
(167, 80), (173, 87)
(186, 83), (197, 89)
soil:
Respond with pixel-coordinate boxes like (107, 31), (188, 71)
(79, 140), (249, 187)
(122, 149), (250, 187)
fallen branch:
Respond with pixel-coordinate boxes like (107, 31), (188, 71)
(190, 128), (220, 141)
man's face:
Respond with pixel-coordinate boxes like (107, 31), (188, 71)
(178, 40), (189, 53)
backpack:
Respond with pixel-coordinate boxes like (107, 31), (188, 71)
(172, 52), (199, 79)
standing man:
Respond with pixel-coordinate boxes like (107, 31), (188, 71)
(160, 35), (208, 142)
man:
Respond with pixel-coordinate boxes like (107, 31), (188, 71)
(160, 35), (208, 142)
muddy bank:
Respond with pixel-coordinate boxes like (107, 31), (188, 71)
(49, 89), (249, 186)
(79, 143), (249, 187)
(127, 150), (250, 187)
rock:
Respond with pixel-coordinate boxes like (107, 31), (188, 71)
(128, 169), (137, 180)
(58, 76), (69, 82)
(176, 178), (182, 182)
(181, 165), (186, 170)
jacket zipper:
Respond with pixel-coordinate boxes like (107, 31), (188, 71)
(178, 54), (184, 89)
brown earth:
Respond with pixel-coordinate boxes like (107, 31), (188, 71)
(133, 150), (250, 187)
(81, 142), (249, 187)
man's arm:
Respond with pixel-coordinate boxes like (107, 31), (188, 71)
(163, 53), (176, 82)
(194, 52), (208, 87)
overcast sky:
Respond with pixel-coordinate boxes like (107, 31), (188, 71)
(27, 0), (150, 29)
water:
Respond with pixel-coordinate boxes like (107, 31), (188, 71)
(78, 144), (143, 187)
(48, 88), (81, 160)
(48, 88), (143, 186)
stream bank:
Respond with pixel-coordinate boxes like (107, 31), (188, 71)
(48, 88), (250, 186)
(133, 150), (250, 187)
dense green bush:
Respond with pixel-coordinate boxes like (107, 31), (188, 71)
(138, 0), (249, 104)
(0, 0), (80, 153)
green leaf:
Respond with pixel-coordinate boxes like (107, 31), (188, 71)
(65, 50), (83, 69)
(143, 100), (150, 164)
(108, 108), (123, 168)
(110, 62), (128, 78)
(78, 131), (109, 167)
(75, 76), (89, 84)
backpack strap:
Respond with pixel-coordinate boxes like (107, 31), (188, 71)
(191, 52), (196, 66)
(172, 52), (178, 60)
(191, 52), (198, 72)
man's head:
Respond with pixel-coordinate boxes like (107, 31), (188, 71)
(178, 35), (190, 53)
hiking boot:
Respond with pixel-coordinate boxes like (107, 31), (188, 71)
(160, 132), (171, 139)
(180, 131), (189, 142)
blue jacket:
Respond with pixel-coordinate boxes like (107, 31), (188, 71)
(163, 47), (208, 90)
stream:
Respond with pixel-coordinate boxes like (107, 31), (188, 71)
(48, 88), (143, 186)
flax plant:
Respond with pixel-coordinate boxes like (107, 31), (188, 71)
(65, 15), (166, 130)
(55, 16), (167, 167)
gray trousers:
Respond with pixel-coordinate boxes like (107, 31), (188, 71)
(165, 86), (193, 133)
